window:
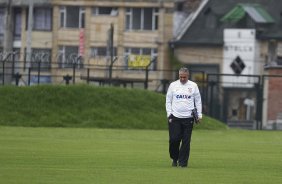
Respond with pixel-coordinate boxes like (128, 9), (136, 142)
(58, 46), (83, 68)
(176, 1), (184, 11)
(92, 7), (118, 16)
(26, 7), (52, 31)
(277, 56), (282, 65)
(79, 8), (85, 28)
(30, 48), (52, 71)
(124, 48), (157, 70)
(60, 6), (85, 28)
(34, 7), (52, 30)
(125, 8), (158, 31)
(246, 17), (255, 28)
(277, 43), (282, 65)
(206, 14), (217, 29)
(90, 47), (117, 58)
(0, 8), (4, 38)
(204, 8), (217, 29)
(268, 41), (277, 64)
(14, 8), (22, 40)
(280, 12), (282, 28)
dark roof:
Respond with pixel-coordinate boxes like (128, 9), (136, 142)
(172, 0), (282, 46)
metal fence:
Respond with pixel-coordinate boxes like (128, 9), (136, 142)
(191, 73), (282, 130)
(0, 52), (173, 93)
(2, 52), (282, 130)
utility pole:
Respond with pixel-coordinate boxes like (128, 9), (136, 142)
(26, 0), (33, 68)
(107, 23), (114, 80)
(3, 0), (13, 84)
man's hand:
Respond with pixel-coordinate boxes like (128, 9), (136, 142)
(168, 114), (173, 123)
(196, 117), (202, 124)
(191, 108), (200, 124)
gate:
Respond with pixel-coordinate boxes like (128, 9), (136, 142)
(205, 74), (262, 130)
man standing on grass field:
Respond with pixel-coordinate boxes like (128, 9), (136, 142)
(165, 67), (202, 168)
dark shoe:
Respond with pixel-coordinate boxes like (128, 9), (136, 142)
(172, 160), (178, 167)
(179, 163), (188, 168)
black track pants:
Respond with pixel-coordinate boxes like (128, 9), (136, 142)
(168, 116), (194, 166)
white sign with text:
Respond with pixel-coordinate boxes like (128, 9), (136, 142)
(222, 29), (259, 88)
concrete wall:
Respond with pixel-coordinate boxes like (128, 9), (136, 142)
(174, 46), (222, 68)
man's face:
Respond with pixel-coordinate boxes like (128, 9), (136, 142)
(179, 72), (189, 84)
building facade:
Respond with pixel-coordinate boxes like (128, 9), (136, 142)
(171, 0), (282, 129)
(0, 0), (175, 89)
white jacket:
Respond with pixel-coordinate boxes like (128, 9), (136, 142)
(166, 79), (202, 119)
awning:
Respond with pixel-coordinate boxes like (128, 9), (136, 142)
(221, 3), (275, 23)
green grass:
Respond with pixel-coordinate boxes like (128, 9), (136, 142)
(0, 85), (226, 130)
(0, 126), (281, 184)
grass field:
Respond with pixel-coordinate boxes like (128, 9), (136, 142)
(0, 85), (227, 130)
(1, 126), (281, 184)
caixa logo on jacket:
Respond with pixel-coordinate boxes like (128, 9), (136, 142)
(176, 94), (191, 99)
